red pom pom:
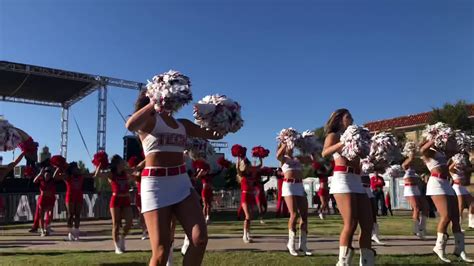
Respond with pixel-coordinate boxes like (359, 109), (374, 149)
(50, 155), (67, 170)
(260, 167), (274, 176)
(24, 166), (35, 178)
(18, 137), (38, 154)
(128, 156), (140, 168)
(312, 161), (321, 170)
(92, 151), (109, 168)
(217, 157), (232, 168)
(252, 146), (270, 159)
(231, 144), (246, 158)
(192, 160), (210, 171)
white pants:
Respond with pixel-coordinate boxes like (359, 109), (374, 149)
(426, 176), (455, 196)
(330, 172), (365, 194)
(141, 172), (192, 213)
(282, 181), (305, 197)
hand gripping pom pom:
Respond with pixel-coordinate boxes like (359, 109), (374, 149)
(340, 125), (372, 161)
(276, 128), (301, 150)
(92, 151), (109, 168)
(252, 146), (270, 159)
(422, 122), (454, 150)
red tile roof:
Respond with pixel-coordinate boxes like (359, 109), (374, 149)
(364, 105), (474, 132)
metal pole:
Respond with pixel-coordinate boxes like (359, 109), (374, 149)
(60, 107), (69, 158)
(97, 86), (107, 152)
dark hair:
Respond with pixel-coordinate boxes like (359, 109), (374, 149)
(324, 108), (350, 136)
(135, 90), (150, 112)
(110, 155), (124, 175)
(66, 162), (78, 176)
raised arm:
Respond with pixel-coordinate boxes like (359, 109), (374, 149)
(276, 144), (287, 163)
(125, 101), (156, 132)
(178, 119), (223, 140)
(322, 133), (344, 158)
(33, 168), (44, 183)
(255, 158), (263, 168)
(419, 140), (435, 157)
(402, 153), (415, 170)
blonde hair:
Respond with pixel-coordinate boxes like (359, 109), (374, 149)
(324, 108), (350, 136)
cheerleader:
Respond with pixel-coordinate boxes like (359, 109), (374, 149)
(276, 143), (312, 256)
(126, 91), (221, 265)
(237, 156), (256, 243)
(420, 137), (473, 263)
(275, 168), (289, 218)
(196, 165), (221, 225)
(448, 152), (473, 231)
(313, 162), (330, 220)
(255, 165), (270, 224)
(132, 159), (149, 240)
(94, 155), (135, 254)
(33, 166), (59, 237)
(322, 109), (374, 266)
(62, 162), (86, 241)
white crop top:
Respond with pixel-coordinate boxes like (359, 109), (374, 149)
(141, 115), (187, 156)
(424, 149), (447, 171)
(451, 168), (464, 181)
(281, 156), (302, 173)
(403, 168), (417, 179)
(333, 152), (342, 160)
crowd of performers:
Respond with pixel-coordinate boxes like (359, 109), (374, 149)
(1, 70), (473, 266)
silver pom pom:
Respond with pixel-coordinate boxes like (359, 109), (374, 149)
(452, 153), (468, 169)
(193, 94), (244, 136)
(455, 131), (473, 153)
(0, 117), (22, 152)
(422, 122), (454, 150)
(295, 130), (323, 155)
(402, 141), (418, 157)
(369, 132), (401, 164)
(340, 125), (372, 161)
(384, 164), (405, 178)
(185, 137), (215, 160)
(277, 128), (301, 150)
(361, 158), (375, 175)
(146, 70), (192, 113)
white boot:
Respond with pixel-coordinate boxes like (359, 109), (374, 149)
(418, 216), (427, 239)
(453, 232), (474, 262)
(65, 227), (74, 241)
(73, 228), (80, 241)
(412, 219), (419, 235)
(114, 240), (123, 254)
(433, 233), (450, 263)
(40, 228), (46, 237)
(298, 231), (312, 256)
(181, 235), (190, 256)
(359, 248), (376, 266)
(243, 229), (251, 244)
(119, 235), (126, 252)
(287, 230), (299, 256)
(166, 241), (174, 266)
(319, 212), (325, 220)
(371, 223), (385, 245)
(336, 246), (354, 266)
(205, 215), (210, 225)
(469, 213), (474, 229)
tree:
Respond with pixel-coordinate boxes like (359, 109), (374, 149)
(77, 160), (90, 174)
(430, 100), (473, 131)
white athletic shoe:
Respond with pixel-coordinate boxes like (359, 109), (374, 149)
(114, 241), (124, 255)
(319, 212), (325, 220)
(181, 235), (190, 255)
(141, 231), (149, 240)
(40, 229), (47, 237)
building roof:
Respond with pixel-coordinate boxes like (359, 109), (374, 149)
(364, 104), (474, 132)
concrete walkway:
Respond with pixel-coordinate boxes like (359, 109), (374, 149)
(1, 220), (473, 255)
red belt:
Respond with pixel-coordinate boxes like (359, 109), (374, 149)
(142, 165), (187, 177)
(334, 165), (361, 175)
(284, 178), (302, 183)
(431, 172), (447, 179)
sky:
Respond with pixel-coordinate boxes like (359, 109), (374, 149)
(0, 0), (473, 168)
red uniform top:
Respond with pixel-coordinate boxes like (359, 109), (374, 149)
(240, 176), (255, 192)
(370, 175), (385, 190)
(111, 173), (130, 194)
(65, 175), (84, 203)
(39, 177), (56, 196)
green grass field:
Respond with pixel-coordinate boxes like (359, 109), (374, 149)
(0, 250), (471, 265)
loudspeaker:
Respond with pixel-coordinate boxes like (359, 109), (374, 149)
(123, 135), (144, 161)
